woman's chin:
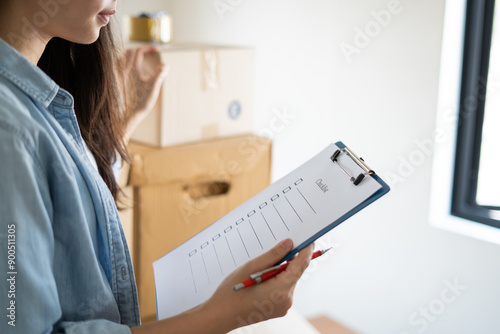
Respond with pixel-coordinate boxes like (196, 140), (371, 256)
(58, 23), (105, 45)
(65, 30), (101, 45)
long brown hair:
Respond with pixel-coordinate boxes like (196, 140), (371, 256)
(38, 22), (131, 201)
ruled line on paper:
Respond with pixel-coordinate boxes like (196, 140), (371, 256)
(200, 251), (210, 284)
(297, 188), (317, 214)
(285, 195), (303, 222)
(213, 244), (224, 276)
(249, 220), (263, 249)
(188, 259), (197, 294)
(261, 212), (276, 240)
(273, 203), (290, 231)
(225, 236), (237, 266)
(237, 228), (250, 258)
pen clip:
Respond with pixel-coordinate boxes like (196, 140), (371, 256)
(249, 264), (283, 280)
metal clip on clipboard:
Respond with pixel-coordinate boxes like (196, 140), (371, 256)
(331, 147), (375, 186)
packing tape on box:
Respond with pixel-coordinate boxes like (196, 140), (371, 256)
(201, 49), (219, 91)
(128, 12), (172, 43)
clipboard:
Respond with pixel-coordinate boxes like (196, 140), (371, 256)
(153, 141), (390, 319)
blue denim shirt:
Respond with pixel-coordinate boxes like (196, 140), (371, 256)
(0, 38), (140, 333)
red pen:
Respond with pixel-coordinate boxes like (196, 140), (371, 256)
(233, 247), (332, 291)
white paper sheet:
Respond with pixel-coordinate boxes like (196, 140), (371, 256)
(153, 143), (383, 319)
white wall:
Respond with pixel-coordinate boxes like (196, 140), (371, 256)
(120, 1), (500, 333)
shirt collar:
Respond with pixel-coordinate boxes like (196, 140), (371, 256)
(0, 38), (59, 109)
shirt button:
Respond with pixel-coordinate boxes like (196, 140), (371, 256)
(121, 266), (127, 280)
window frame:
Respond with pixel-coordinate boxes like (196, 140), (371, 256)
(429, 0), (500, 244)
(452, 0), (500, 228)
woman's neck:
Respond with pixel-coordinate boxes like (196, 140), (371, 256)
(0, 2), (51, 65)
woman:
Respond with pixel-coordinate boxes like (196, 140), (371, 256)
(0, 0), (314, 333)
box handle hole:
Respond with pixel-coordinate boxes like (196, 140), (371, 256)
(184, 181), (230, 200)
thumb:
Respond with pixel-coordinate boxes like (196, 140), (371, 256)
(246, 239), (294, 273)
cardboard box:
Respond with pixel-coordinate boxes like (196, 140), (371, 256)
(128, 135), (272, 322)
(130, 44), (254, 147)
(308, 316), (359, 334)
(229, 309), (321, 334)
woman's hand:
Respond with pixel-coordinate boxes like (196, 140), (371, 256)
(132, 239), (313, 334)
(120, 45), (169, 142)
(200, 238), (314, 333)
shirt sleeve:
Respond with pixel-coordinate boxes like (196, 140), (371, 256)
(0, 126), (131, 334)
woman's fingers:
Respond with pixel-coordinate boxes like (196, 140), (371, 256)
(121, 44), (169, 115)
(133, 45), (164, 82)
(277, 243), (314, 288)
(150, 62), (170, 87)
(134, 47), (145, 79)
(243, 238), (294, 275)
(205, 240), (316, 330)
(123, 48), (138, 73)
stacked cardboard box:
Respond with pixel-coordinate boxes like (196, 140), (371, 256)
(122, 135), (272, 322)
(130, 44), (255, 148)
